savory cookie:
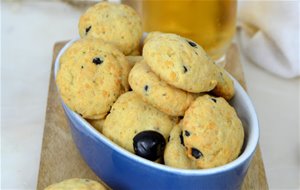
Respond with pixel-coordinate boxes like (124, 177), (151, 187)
(87, 119), (105, 133)
(56, 38), (122, 119)
(143, 33), (218, 93)
(182, 94), (244, 169)
(78, 2), (143, 55)
(45, 178), (107, 190)
(212, 66), (235, 100)
(129, 61), (195, 116)
(103, 92), (175, 155)
(164, 123), (197, 169)
(103, 44), (132, 91)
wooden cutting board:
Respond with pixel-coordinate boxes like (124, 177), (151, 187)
(37, 42), (268, 190)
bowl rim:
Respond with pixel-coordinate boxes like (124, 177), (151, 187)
(55, 38), (259, 176)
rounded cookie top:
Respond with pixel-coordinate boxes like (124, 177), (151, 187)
(211, 66), (235, 100)
(143, 33), (218, 93)
(164, 123), (197, 169)
(182, 94), (244, 169)
(129, 61), (195, 116)
(45, 178), (107, 190)
(102, 43), (131, 91)
(56, 38), (122, 119)
(78, 2), (143, 55)
(103, 92), (175, 156)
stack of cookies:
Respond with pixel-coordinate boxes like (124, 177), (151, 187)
(56, 2), (244, 170)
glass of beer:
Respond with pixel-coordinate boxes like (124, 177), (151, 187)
(124, 0), (237, 63)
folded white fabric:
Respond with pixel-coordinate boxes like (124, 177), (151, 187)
(237, 1), (299, 78)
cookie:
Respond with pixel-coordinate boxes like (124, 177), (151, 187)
(143, 33), (218, 93)
(87, 119), (105, 133)
(211, 66), (235, 100)
(56, 38), (123, 119)
(103, 92), (175, 160)
(78, 2), (143, 55)
(182, 94), (244, 168)
(106, 45), (131, 91)
(129, 61), (195, 116)
(45, 178), (107, 190)
(164, 123), (197, 169)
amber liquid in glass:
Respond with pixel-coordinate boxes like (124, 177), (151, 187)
(126, 0), (237, 61)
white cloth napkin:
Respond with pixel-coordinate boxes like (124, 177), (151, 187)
(237, 1), (300, 78)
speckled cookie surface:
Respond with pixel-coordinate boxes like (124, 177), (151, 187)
(78, 2), (143, 55)
(182, 95), (244, 169)
(129, 61), (195, 116)
(212, 66), (235, 100)
(45, 178), (107, 190)
(56, 38), (122, 119)
(164, 123), (197, 169)
(143, 33), (218, 93)
(105, 45), (131, 91)
(102, 91), (175, 153)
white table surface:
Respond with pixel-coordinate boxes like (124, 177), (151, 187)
(1, 1), (299, 190)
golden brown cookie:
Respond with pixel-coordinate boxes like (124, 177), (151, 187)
(211, 66), (235, 100)
(56, 38), (123, 119)
(143, 33), (218, 93)
(164, 123), (197, 169)
(78, 2), (143, 55)
(129, 61), (195, 116)
(103, 92), (175, 155)
(106, 46), (131, 91)
(182, 94), (244, 168)
(45, 178), (107, 190)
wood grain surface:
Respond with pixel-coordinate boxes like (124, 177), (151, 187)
(37, 42), (268, 190)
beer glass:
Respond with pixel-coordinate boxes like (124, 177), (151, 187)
(124, 0), (237, 63)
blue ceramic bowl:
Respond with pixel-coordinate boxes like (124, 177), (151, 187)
(55, 39), (259, 190)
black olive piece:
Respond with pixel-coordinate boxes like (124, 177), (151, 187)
(178, 116), (184, 120)
(85, 26), (92, 35)
(187, 40), (197, 47)
(211, 98), (217, 103)
(144, 85), (149, 92)
(179, 132), (184, 146)
(191, 148), (203, 159)
(93, 57), (104, 65)
(133, 130), (166, 161)
(184, 130), (190, 137)
(183, 65), (188, 73)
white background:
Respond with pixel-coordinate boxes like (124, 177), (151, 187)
(1, 1), (300, 189)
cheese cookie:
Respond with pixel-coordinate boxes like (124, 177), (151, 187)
(143, 33), (218, 93)
(56, 38), (123, 119)
(129, 61), (195, 116)
(45, 178), (107, 190)
(103, 92), (175, 161)
(182, 95), (244, 168)
(78, 2), (143, 55)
